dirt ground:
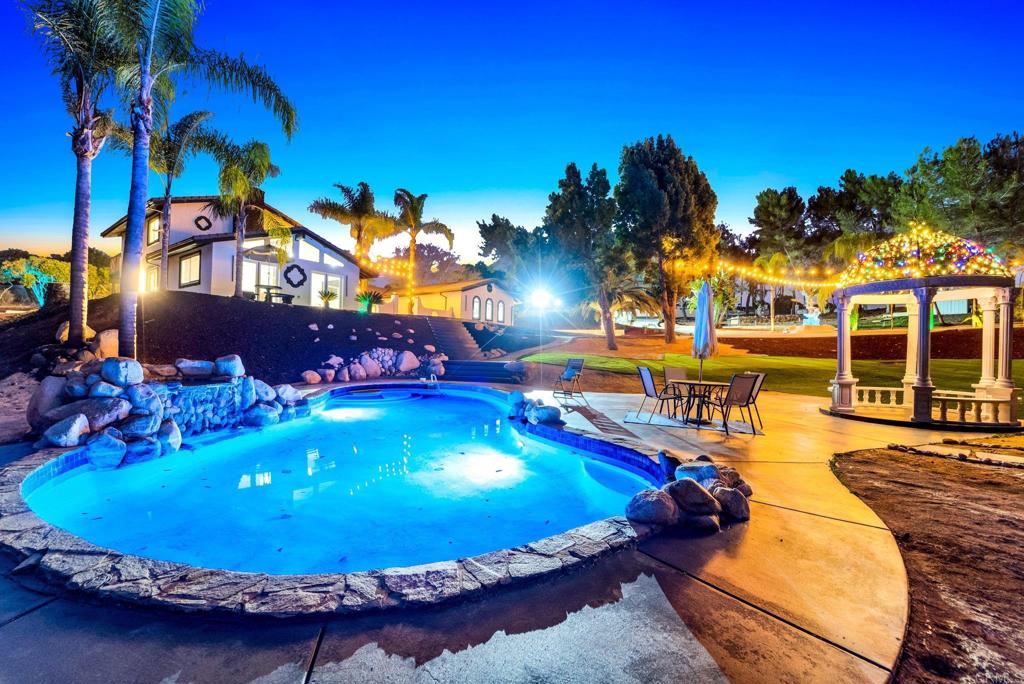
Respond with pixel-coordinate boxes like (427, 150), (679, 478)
(0, 372), (35, 443)
(833, 438), (1024, 683)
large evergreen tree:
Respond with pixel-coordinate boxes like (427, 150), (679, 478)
(614, 135), (717, 343)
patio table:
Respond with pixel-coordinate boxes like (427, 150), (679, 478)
(255, 284), (281, 302)
(668, 379), (730, 427)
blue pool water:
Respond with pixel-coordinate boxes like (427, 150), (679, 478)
(25, 390), (652, 574)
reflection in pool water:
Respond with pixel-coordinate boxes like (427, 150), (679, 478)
(26, 391), (653, 574)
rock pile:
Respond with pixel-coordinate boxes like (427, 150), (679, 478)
(505, 390), (562, 425)
(624, 454), (752, 533)
(298, 348), (447, 385)
(25, 354), (305, 469)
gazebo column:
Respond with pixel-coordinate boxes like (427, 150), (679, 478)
(830, 293), (858, 413)
(973, 294), (999, 395)
(994, 287), (1015, 393)
(911, 287), (935, 423)
(901, 301), (919, 405)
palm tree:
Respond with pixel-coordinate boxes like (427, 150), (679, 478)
(112, 111), (227, 290)
(207, 140), (287, 298)
(753, 251), (789, 331)
(307, 182), (395, 293)
(113, 0), (297, 357)
(581, 260), (659, 351)
(390, 189), (453, 313)
(23, 0), (121, 346)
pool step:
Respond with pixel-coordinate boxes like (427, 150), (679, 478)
(441, 360), (519, 384)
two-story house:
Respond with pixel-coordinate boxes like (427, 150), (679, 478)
(102, 195), (374, 310)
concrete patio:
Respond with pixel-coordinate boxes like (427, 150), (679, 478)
(0, 389), (966, 683)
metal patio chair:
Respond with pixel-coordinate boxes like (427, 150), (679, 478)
(637, 366), (682, 422)
(706, 373), (759, 435)
(741, 371), (766, 430)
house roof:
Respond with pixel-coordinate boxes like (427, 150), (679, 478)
(107, 195), (376, 278)
(410, 278), (505, 296)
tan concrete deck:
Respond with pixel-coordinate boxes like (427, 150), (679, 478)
(531, 388), (968, 679)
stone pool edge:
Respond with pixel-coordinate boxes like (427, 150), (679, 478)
(0, 384), (670, 619)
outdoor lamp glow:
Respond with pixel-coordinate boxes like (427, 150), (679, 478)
(529, 288), (555, 308)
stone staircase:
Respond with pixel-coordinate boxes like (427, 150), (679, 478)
(426, 318), (482, 360)
(426, 318), (520, 384)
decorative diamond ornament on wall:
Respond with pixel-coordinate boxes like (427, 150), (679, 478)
(283, 264), (307, 288)
(194, 215), (213, 231)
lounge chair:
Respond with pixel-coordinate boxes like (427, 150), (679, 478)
(553, 358), (587, 405)
(637, 366), (682, 422)
(706, 373), (759, 435)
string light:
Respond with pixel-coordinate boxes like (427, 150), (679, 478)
(837, 222), (1012, 287)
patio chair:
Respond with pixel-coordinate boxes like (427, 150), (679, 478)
(637, 366), (682, 423)
(663, 366), (693, 419)
(706, 373), (759, 435)
(741, 372), (766, 430)
(553, 358), (588, 405)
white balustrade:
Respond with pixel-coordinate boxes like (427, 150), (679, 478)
(853, 386), (906, 407)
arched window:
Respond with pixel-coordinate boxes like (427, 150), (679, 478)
(471, 296), (481, 320)
(497, 300), (506, 323)
(485, 298), (494, 321)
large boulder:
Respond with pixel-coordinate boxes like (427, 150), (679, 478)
(213, 354), (245, 378)
(84, 431), (126, 469)
(253, 379), (276, 403)
(395, 350), (420, 373)
(273, 384), (302, 405)
(119, 412), (162, 438)
(93, 329), (119, 359)
(347, 363), (367, 381)
(42, 413), (89, 447)
(711, 485), (750, 521)
(674, 462), (720, 483)
(664, 478), (722, 516)
(359, 354), (382, 379)
(56, 321), (95, 343)
(337, 367), (350, 383)
(88, 381), (123, 398)
(64, 374), (89, 399)
(525, 401), (561, 425)
(26, 376), (67, 432)
(43, 397), (131, 432)
(175, 358), (215, 379)
(100, 358), (144, 387)
(239, 376), (257, 409)
(125, 383), (163, 418)
(243, 403), (281, 427)
(123, 436), (162, 465)
(318, 368), (336, 383)
(625, 488), (679, 525)
(156, 419), (182, 452)
(300, 370), (322, 385)
(682, 513), (721, 534)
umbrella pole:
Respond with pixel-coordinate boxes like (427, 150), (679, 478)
(698, 359), (704, 383)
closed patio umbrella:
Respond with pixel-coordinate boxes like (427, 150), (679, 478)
(692, 280), (718, 381)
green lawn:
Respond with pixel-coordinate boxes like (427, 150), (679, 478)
(522, 351), (1023, 398)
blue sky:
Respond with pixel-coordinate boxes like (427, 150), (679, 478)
(1, 0), (1021, 261)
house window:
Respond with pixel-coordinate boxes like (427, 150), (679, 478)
(297, 238), (321, 262)
(147, 216), (161, 245)
(145, 267), (159, 292)
(242, 261), (257, 293)
(485, 298), (494, 321)
(323, 252), (343, 268)
(259, 263), (278, 287)
(311, 272), (342, 309)
(178, 252), (201, 288)
(471, 296), (481, 320)
(497, 300), (505, 323)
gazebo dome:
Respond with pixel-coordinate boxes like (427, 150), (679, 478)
(837, 225), (1012, 287)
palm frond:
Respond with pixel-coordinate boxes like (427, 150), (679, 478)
(418, 220), (454, 248)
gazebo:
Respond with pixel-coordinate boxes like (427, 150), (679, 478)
(827, 225), (1020, 429)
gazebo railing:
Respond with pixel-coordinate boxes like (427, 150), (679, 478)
(932, 390), (1019, 425)
(854, 386), (906, 407)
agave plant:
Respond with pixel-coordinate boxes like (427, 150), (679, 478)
(318, 287), (338, 308)
(356, 290), (384, 314)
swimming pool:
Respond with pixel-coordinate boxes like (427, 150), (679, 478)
(24, 387), (656, 575)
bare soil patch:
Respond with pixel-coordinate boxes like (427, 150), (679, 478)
(833, 441), (1024, 683)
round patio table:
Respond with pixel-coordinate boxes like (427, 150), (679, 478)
(667, 379), (730, 427)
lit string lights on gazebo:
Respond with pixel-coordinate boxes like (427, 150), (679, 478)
(836, 224), (1012, 287)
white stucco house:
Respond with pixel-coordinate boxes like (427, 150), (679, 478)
(102, 195), (374, 310)
(375, 278), (517, 325)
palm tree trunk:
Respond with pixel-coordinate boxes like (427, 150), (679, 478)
(233, 207), (247, 297)
(406, 232), (416, 314)
(160, 180), (172, 290)
(68, 151), (91, 347)
(118, 78), (154, 359)
(599, 288), (618, 351)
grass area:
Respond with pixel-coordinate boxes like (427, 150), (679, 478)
(522, 351), (1024, 398)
